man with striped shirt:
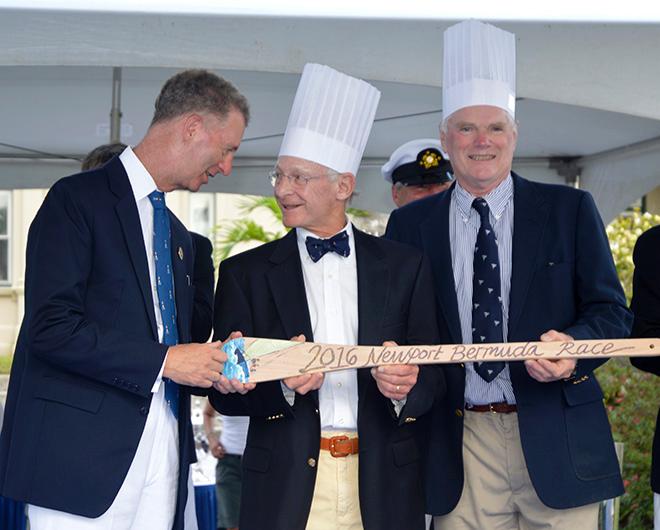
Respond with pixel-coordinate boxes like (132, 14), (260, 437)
(385, 20), (632, 530)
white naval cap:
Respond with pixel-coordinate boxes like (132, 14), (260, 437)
(443, 20), (516, 120)
(381, 138), (452, 185)
(278, 63), (381, 176)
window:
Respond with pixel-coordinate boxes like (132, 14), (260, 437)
(189, 192), (215, 239)
(0, 191), (10, 284)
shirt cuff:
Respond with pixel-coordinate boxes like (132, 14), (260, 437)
(281, 381), (296, 406)
(392, 397), (407, 417)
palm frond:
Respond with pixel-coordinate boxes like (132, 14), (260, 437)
(214, 219), (283, 261)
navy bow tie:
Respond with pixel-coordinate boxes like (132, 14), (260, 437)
(305, 231), (350, 262)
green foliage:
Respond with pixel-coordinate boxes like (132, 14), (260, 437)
(0, 355), (12, 374)
(607, 208), (660, 303)
(602, 208), (660, 529)
(598, 358), (658, 529)
(213, 196), (284, 262)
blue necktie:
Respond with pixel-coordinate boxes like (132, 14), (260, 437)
(471, 198), (505, 382)
(305, 230), (350, 263)
(148, 191), (179, 418)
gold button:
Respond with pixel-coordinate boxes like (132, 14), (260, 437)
(307, 458), (316, 468)
(455, 409), (463, 417)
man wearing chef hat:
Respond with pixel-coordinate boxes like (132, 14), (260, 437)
(385, 20), (631, 529)
(382, 138), (453, 208)
(210, 63), (443, 530)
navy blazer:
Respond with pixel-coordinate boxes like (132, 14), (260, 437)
(0, 157), (196, 529)
(385, 173), (632, 513)
(630, 225), (660, 493)
(209, 227), (444, 530)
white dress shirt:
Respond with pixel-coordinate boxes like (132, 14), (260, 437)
(296, 221), (359, 432)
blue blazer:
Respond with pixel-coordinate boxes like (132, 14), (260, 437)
(630, 224), (660, 493)
(385, 173), (632, 513)
(210, 228), (444, 530)
(0, 157), (197, 529)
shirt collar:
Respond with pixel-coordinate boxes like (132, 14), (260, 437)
(119, 146), (159, 202)
(453, 174), (513, 222)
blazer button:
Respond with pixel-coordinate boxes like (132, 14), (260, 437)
(455, 409), (463, 417)
(139, 406), (149, 416)
(307, 458), (316, 468)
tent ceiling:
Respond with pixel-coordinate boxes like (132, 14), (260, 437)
(1, 8), (660, 220)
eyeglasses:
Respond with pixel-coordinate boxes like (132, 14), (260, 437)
(267, 169), (327, 188)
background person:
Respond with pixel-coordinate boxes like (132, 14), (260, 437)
(381, 138), (453, 207)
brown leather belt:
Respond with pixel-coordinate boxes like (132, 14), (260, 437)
(320, 435), (359, 457)
(466, 402), (517, 414)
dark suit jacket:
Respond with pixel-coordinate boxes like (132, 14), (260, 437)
(630, 224), (660, 493)
(385, 173), (632, 513)
(0, 157), (197, 529)
(190, 232), (214, 343)
(209, 227), (444, 530)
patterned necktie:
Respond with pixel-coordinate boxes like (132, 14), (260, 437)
(148, 191), (179, 418)
(305, 230), (350, 263)
(471, 198), (505, 382)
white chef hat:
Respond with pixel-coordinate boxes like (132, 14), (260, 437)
(278, 63), (381, 175)
(443, 20), (516, 120)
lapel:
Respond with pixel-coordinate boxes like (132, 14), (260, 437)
(354, 227), (389, 402)
(266, 229), (314, 342)
(508, 173), (550, 339)
(108, 158), (158, 340)
(169, 216), (193, 344)
(355, 227), (388, 345)
(419, 192), (463, 343)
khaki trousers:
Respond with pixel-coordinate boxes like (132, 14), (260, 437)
(306, 432), (362, 530)
(434, 411), (599, 530)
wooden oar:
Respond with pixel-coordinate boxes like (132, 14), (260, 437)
(220, 336), (659, 384)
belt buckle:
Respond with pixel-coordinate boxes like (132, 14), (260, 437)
(489, 403), (497, 414)
(329, 435), (350, 457)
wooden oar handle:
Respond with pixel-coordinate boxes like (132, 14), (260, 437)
(221, 336), (659, 384)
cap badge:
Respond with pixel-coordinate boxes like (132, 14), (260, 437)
(419, 149), (441, 170)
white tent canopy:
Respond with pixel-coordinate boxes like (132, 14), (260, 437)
(2, 5), (660, 221)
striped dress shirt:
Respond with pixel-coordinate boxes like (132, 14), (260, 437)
(449, 175), (517, 406)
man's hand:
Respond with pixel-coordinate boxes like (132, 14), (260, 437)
(164, 341), (228, 387)
(213, 331), (257, 394)
(371, 341), (419, 400)
(282, 334), (325, 395)
(208, 437), (226, 459)
(524, 329), (577, 382)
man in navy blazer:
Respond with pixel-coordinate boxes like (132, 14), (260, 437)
(0, 70), (248, 529)
(210, 63), (443, 530)
(630, 225), (660, 528)
(385, 108), (631, 528)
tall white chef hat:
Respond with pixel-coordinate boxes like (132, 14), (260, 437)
(279, 63), (381, 175)
(443, 20), (516, 120)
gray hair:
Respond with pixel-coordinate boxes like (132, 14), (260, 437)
(151, 69), (250, 127)
(440, 110), (518, 135)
